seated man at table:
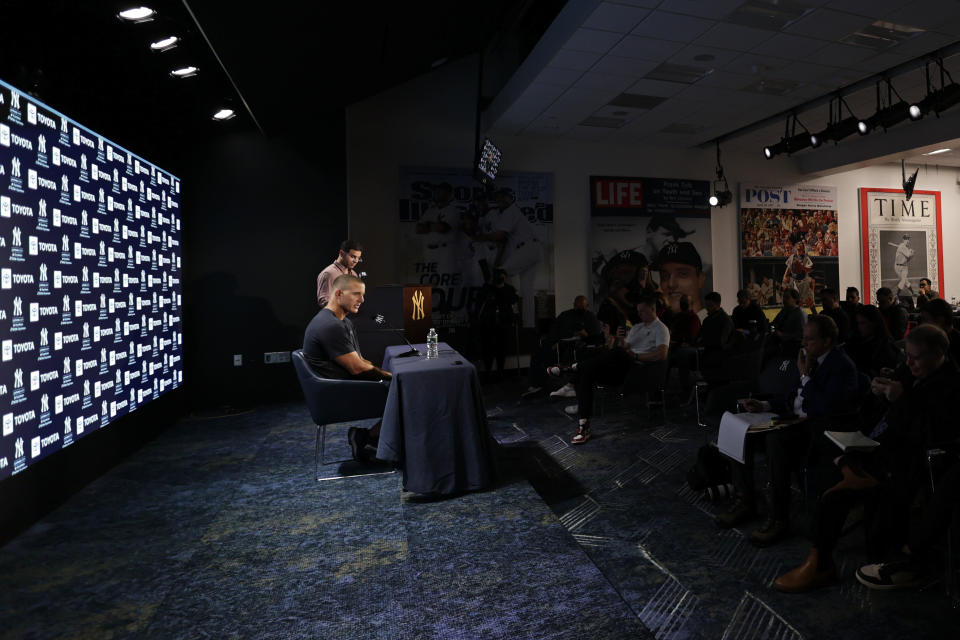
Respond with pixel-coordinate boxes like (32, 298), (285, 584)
(555, 295), (669, 444)
(716, 315), (860, 546)
(302, 273), (392, 461)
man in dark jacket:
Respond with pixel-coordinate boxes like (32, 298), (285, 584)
(877, 287), (908, 340)
(717, 315), (860, 546)
(732, 288), (769, 338)
(818, 288), (850, 344)
(523, 295), (602, 396)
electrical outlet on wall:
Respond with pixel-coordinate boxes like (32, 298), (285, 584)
(264, 352), (292, 364)
(233, 354), (242, 366)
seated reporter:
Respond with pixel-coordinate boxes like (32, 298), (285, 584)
(559, 295), (669, 445)
(918, 297), (960, 366)
(717, 315), (860, 546)
(523, 294), (603, 398)
(302, 274), (392, 462)
(773, 325), (960, 592)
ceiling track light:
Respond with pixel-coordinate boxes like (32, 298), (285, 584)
(763, 114), (814, 159)
(860, 78), (918, 133)
(710, 141), (732, 207)
(915, 58), (960, 118)
(150, 36), (179, 52)
(170, 66), (199, 78)
(117, 6), (156, 23)
(813, 96), (866, 144)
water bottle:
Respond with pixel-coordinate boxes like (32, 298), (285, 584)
(426, 328), (438, 359)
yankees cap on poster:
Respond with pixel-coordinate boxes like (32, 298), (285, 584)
(654, 241), (702, 272)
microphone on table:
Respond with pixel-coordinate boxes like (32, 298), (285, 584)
(372, 313), (420, 358)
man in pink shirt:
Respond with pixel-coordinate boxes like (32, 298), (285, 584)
(317, 240), (362, 307)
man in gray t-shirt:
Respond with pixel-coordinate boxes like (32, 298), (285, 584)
(301, 274), (391, 460)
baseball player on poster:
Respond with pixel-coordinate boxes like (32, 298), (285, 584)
(782, 243), (813, 302)
(888, 234), (915, 295)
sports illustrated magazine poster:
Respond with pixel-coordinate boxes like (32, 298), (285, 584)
(398, 167), (554, 329)
(589, 176), (712, 318)
(859, 188), (943, 305)
(739, 184), (838, 308)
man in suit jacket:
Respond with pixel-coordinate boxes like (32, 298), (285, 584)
(717, 315), (860, 546)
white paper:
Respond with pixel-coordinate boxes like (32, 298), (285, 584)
(717, 411), (778, 463)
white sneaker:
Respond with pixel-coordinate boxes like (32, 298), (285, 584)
(564, 404), (579, 415)
(550, 383), (577, 398)
(521, 386), (542, 397)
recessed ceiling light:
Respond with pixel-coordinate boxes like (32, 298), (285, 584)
(924, 148), (951, 155)
(170, 66), (198, 78)
(212, 109), (236, 121)
(150, 36), (179, 52)
(117, 6), (156, 22)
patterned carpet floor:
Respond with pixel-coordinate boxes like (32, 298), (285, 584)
(1, 378), (958, 639)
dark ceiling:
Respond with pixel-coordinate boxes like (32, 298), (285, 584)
(0, 0), (545, 174)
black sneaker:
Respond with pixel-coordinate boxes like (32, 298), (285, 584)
(347, 427), (367, 461)
(856, 559), (924, 590)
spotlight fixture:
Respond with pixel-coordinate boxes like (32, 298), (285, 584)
(914, 59), (960, 118)
(117, 6), (156, 23)
(709, 141), (732, 207)
(149, 36), (179, 52)
(763, 115), (815, 159)
(813, 96), (868, 145)
(212, 109), (236, 121)
(859, 78), (917, 134)
(170, 66), (199, 78)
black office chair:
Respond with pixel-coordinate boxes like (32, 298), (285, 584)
(291, 349), (390, 480)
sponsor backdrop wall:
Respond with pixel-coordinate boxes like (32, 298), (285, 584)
(0, 78), (183, 481)
(590, 176), (712, 314)
(397, 167), (554, 329)
(738, 184), (839, 307)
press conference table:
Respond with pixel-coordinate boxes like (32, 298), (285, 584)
(376, 343), (496, 495)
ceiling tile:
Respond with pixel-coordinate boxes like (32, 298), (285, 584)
(550, 48), (604, 71)
(572, 72), (638, 93)
(784, 8), (875, 41)
(590, 56), (659, 78)
(751, 33), (830, 61)
(693, 23), (776, 51)
(563, 28), (624, 54)
(630, 10), (716, 42)
(668, 44), (742, 68)
(770, 61), (851, 82)
(624, 77), (689, 97)
(535, 67), (584, 87)
(656, 0), (745, 20)
(695, 70), (761, 90)
(883, 1), (960, 30)
(723, 52), (794, 76)
(564, 125), (619, 141)
(609, 36), (686, 61)
(805, 42), (876, 67)
(845, 51), (914, 73)
(885, 31), (956, 58)
(582, 2), (652, 33)
(825, 0), (906, 18)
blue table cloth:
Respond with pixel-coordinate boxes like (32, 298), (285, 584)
(377, 343), (495, 495)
